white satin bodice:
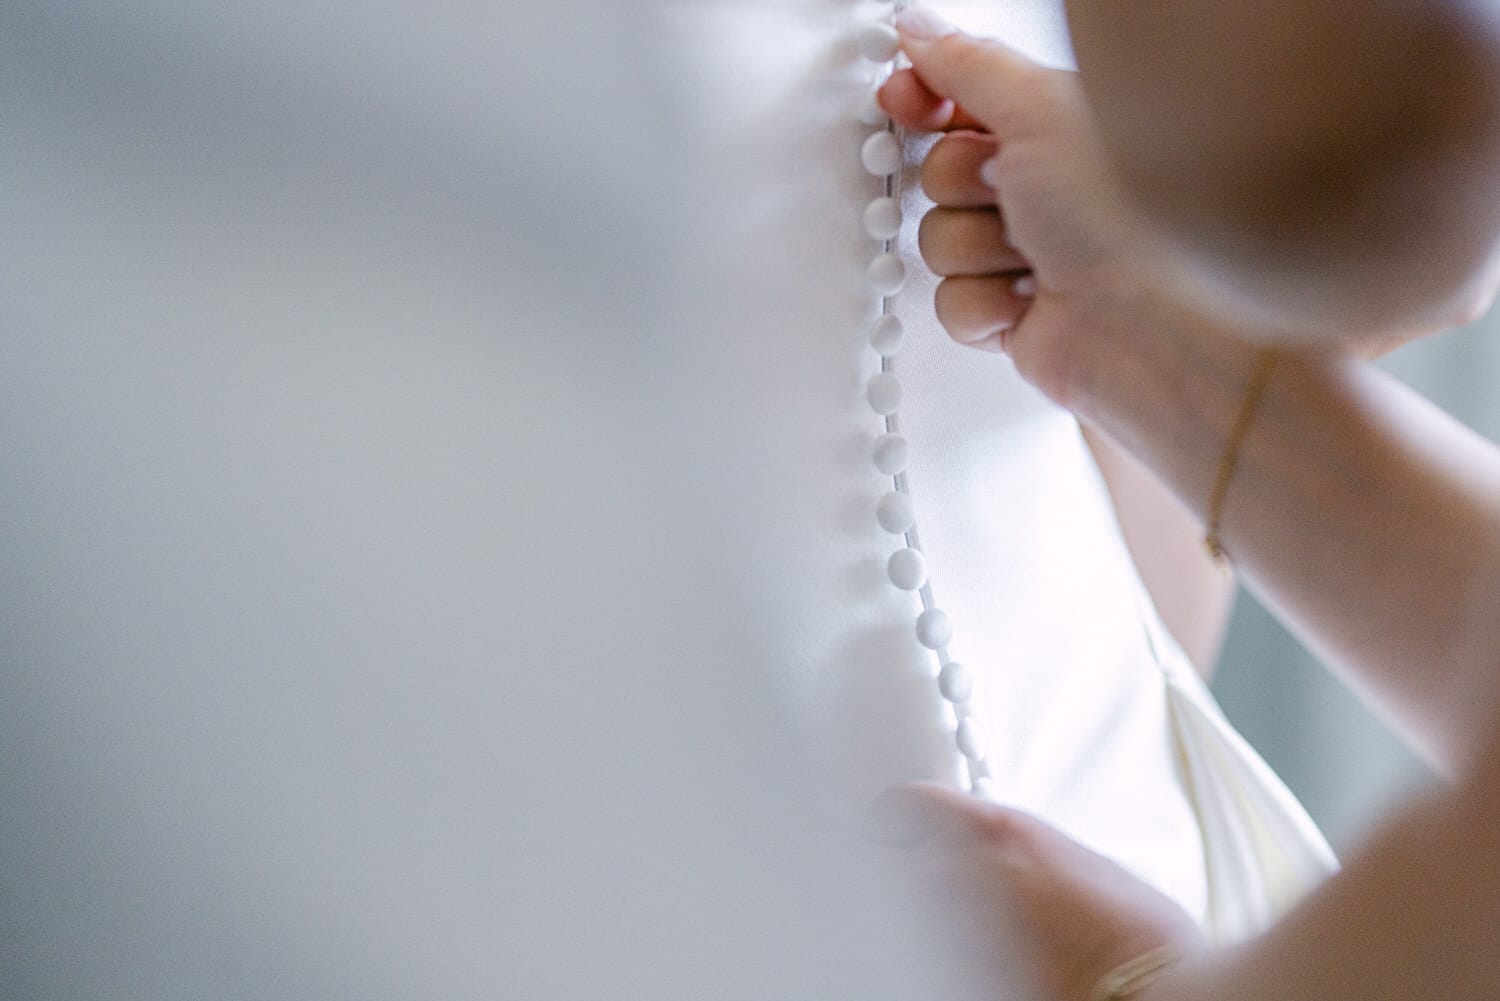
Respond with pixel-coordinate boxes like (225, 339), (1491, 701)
(0, 1), (1335, 997)
(664, 0), (1339, 940)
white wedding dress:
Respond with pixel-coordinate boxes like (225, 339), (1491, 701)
(0, 0), (1334, 997)
(665, 0), (1340, 942)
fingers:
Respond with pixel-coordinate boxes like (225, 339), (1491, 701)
(920, 207), (1023, 277)
(877, 67), (988, 133)
(894, 9), (1043, 134)
(876, 12), (1042, 358)
(917, 138), (1030, 350)
(921, 131), (1000, 207)
(935, 274), (1034, 353)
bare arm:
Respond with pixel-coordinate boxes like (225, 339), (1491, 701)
(882, 16), (1500, 768)
(1068, 280), (1500, 778)
(879, 17), (1500, 999)
(1139, 719), (1500, 1001)
(1065, 0), (1500, 337)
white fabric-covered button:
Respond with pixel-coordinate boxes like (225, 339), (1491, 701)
(861, 131), (902, 177)
(867, 373), (903, 416)
(872, 432), (909, 475)
(863, 196), (903, 241)
(956, 717), (989, 761)
(868, 314), (903, 356)
(858, 23), (901, 63)
(866, 252), (907, 296)
(916, 609), (952, 650)
(938, 662), (973, 704)
(876, 490), (915, 534)
(887, 548), (927, 591)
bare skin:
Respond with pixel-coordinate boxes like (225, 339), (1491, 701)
(1065, 0), (1500, 338)
(868, 8), (1500, 1001)
(900, 24), (1236, 677)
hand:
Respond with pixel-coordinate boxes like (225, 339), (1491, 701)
(877, 9), (1180, 407)
(868, 782), (1208, 1001)
(877, 10), (1485, 402)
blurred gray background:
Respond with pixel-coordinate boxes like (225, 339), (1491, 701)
(1211, 313), (1500, 854)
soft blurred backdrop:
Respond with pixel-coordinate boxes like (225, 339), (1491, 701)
(1212, 311), (1500, 854)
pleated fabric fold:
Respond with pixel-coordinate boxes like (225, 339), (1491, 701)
(1143, 601), (1342, 945)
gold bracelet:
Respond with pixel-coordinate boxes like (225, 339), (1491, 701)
(1087, 945), (1183, 1001)
(1204, 348), (1277, 565)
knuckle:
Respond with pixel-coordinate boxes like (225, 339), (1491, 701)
(933, 273), (966, 311)
(953, 208), (993, 244)
(920, 139), (958, 200)
(917, 208), (946, 264)
(932, 275), (954, 315)
(917, 208), (933, 254)
(922, 134), (998, 203)
(933, 277), (965, 337)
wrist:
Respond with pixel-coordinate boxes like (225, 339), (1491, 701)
(1064, 272), (1268, 524)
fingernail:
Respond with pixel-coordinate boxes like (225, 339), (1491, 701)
(895, 8), (955, 41)
(980, 156), (1002, 189)
(1013, 275), (1037, 298)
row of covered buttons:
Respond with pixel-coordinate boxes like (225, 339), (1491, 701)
(856, 6), (994, 798)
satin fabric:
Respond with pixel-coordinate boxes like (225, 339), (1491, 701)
(665, 0), (1340, 945)
(1, 0), (1336, 997)
(2, 4), (958, 998)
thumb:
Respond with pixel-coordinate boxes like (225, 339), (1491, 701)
(894, 9), (1039, 133)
